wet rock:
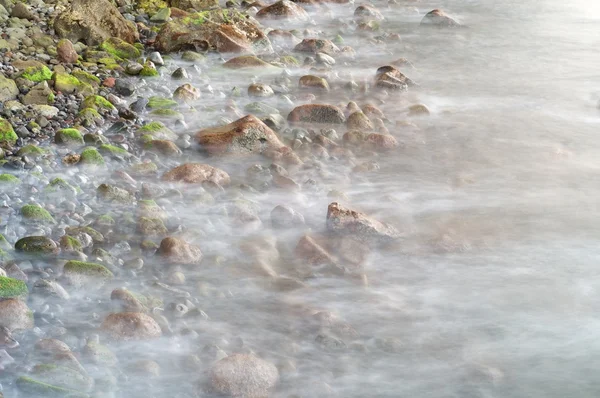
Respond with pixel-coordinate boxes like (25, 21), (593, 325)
(111, 288), (144, 312)
(157, 236), (203, 265)
(101, 312), (162, 340)
(223, 55), (277, 69)
(83, 338), (117, 366)
(271, 205), (305, 228)
(11, 2), (35, 20)
(0, 299), (34, 331)
(421, 9), (460, 27)
(0, 74), (18, 102)
(147, 140), (183, 157)
(354, 4), (383, 20)
(408, 103), (430, 116)
(196, 114), (287, 156)
(295, 234), (337, 266)
(326, 202), (400, 243)
(31, 279), (70, 301)
(210, 353), (279, 398)
(343, 130), (398, 152)
(299, 75), (329, 91)
(151, 6), (171, 22)
(16, 376), (88, 398)
(287, 104), (345, 124)
(155, 10), (272, 54)
(256, 0), (309, 21)
(97, 183), (135, 204)
(248, 83), (274, 98)
(0, 276), (27, 300)
(346, 111), (373, 131)
(54, 0), (139, 45)
(375, 65), (416, 90)
(170, 0), (218, 10)
(55, 128), (84, 147)
(23, 82), (54, 105)
(56, 39), (79, 64)
(34, 339), (71, 356)
(62, 260), (114, 288)
(173, 83), (201, 101)
(163, 163), (230, 185)
(31, 363), (93, 392)
(294, 38), (340, 55)
(15, 236), (59, 255)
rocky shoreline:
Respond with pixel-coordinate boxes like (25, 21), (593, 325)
(0, 0), (459, 396)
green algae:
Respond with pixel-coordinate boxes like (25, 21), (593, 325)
(99, 144), (129, 156)
(55, 128), (84, 146)
(0, 276), (28, 299)
(147, 96), (177, 109)
(17, 145), (46, 157)
(63, 260), (114, 279)
(100, 37), (141, 60)
(81, 95), (115, 112)
(71, 70), (101, 86)
(21, 204), (54, 222)
(0, 118), (17, 147)
(79, 147), (105, 166)
(16, 376), (89, 398)
(0, 174), (20, 184)
(22, 65), (52, 82)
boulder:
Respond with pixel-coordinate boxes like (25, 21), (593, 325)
(374, 65), (416, 91)
(54, 0), (139, 45)
(287, 104), (345, 124)
(56, 39), (79, 64)
(0, 74), (18, 103)
(210, 354), (278, 398)
(421, 9), (460, 27)
(101, 312), (162, 340)
(326, 202), (400, 243)
(294, 38), (339, 55)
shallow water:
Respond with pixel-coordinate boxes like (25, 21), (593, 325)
(7, 0), (600, 397)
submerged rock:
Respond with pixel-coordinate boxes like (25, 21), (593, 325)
(256, 0), (309, 21)
(157, 236), (203, 266)
(0, 299), (34, 331)
(287, 104), (345, 124)
(101, 312), (162, 340)
(210, 353), (279, 398)
(326, 202), (400, 243)
(375, 65), (416, 91)
(421, 9), (461, 27)
(163, 163), (231, 185)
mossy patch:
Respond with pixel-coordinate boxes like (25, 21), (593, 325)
(55, 128), (84, 146)
(139, 62), (159, 77)
(99, 144), (129, 156)
(136, 0), (168, 14)
(77, 108), (102, 127)
(100, 37), (141, 60)
(22, 65), (52, 82)
(0, 118), (18, 147)
(65, 226), (104, 243)
(0, 174), (20, 184)
(150, 109), (183, 120)
(63, 260), (114, 278)
(53, 73), (94, 95)
(17, 145), (46, 157)
(79, 147), (105, 166)
(279, 55), (300, 66)
(0, 276), (28, 299)
(45, 178), (78, 196)
(71, 70), (101, 87)
(21, 204), (54, 223)
(59, 235), (82, 252)
(147, 96), (178, 109)
(137, 217), (168, 236)
(81, 95), (115, 112)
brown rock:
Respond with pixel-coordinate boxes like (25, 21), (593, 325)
(267, 29), (301, 47)
(299, 75), (329, 91)
(326, 202), (400, 243)
(157, 236), (203, 265)
(294, 38), (340, 55)
(256, 0), (309, 21)
(34, 339), (71, 356)
(210, 354), (279, 398)
(295, 235), (336, 266)
(196, 114), (286, 155)
(361, 103), (385, 119)
(173, 83), (201, 102)
(11, 2), (36, 20)
(421, 9), (460, 27)
(287, 104), (345, 124)
(101, 312), (162, 341)
(354, 4), (383, 20)
(223, 55), (276, 69)
(54, 0), (139, 45)
(375, 65), (416, 91)
(0, 299), (34, 331)
(346, 111), (373, 131)
(56, 39), (78, 63)
(111, 288), (145, 312)
(148, 140), (183, 157)
(248, 83), (274, 97)
(170, 0), (218, 11)
(163, 163), (230, 185)
(155, 10), (272, 54)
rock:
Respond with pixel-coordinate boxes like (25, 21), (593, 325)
(54, 0), (139, 45)
(295, 234), (337, 266)
(354, 4), (383, 20)
(101, 37), (141, 59)
(256, 0), (309, 21)
(82, 339), (117, 366)
(31, 363), (93, 392)
(421, 9), (460, 27)
(408, 103), (430, 116)
(150, 7), (171, 22)
(248, 83), (274, 97)
(299, 75), (329, 91)
(0, 74), (18, 102)
(149, 51), (164, 65)
(163, 163), (230, 185)
(16, 376), (88, 398)
(55, 128), (84, 147)
(0, 299), (33, 331)
(343, 130), (398, 152)
(287, 104), (345, 124)
(374, 65), (416, 91)
(101, 312), (162, 340)
(0, 277), (28, 300)
(346, 111), (373, 131)
(147, 140), (182, 157)
(56, 39), (78, 63)
(79, 147), (105, 166)
(33, 105), (60, 119)
(34, 339), (71, 356)
(111, 288), (145, 312)
(115, 78), (136, 96)
(0, 118), (17, 147)
(170, 0), (218, 10)
(223, 55), (276, 69)
(22, 82), (54, 105)
(155, 10), (272, 54)
(271, 205), (305, 228)
(21, 204), (54, 223)
(326, 202), (400, 243)
(15, 236), (59, 255)
(196, 114), (287, 156)
(53, 73), (94, 96)
(157, 236), (203, 265)
(97, 183), (135, 203)
(62, 260), (114, 288)
(11, 2), (35, 20)
(32, 279), (70, 301)
(210, 354), (278, 398)
(173, 83), (201, 101)
(294, 38), (340, 55)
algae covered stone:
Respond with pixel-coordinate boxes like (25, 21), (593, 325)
(100, 37), (141, 60)
(79, 147), (105, 166)
(21, 65), (52, 82)
(62, 260), (114, 288)
(97, 183), (135, 204)
(55, 128), (84, 147)
(80, 95), (116, 113)
(53, 73), (94, 95)
(16, 376), (88, 398)
(15, 236), (59, 255)
(0, 73), (18, 102)
(0, 174), (20, 184)
(147, 96), (178, 109)
(21, 204), (55, 223)
(99, 144), (129, 157)
(0, 276), (28, 299)
(0, 118), (17, 147)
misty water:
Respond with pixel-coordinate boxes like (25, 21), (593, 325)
(7, 0), (600, 397)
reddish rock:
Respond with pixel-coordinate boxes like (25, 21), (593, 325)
(346, 111), (373, 131)
(375, 65), (416, 91)
(0, 299), (34, 331)
(157, 237), (203, 265)
(102, 77), (116, 88)
(267, 29), (301, 47)
(101, 312), (162, 341)
(162, 163), (230, 185)
(256, 0), (309, 20)
(326, 202), (400, 243)
(223, 55), (276, 69)
(421, 9), (461, 27)
(294, 38), (340, 55)
(299, 75), (329, 91)
(56, 39), (78, 63)
(288, 104), (345, 124)
(210, 354), (279, 398)
(343, 130), (398, 152)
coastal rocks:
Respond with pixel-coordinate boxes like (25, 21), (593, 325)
(326, 202), (400, 243)
(295, 234), (337, 266)
(173, 83), (201, 101)
(294, 38), (340, 55)
(299, 75), (329, 91)
(163, 163), (231, 185)
(421, 9), (460, 27)
(56, 39), (78, 64)
(101, 312), (162, 340)
(0, 74), (18, 102)
(15, 236), (59, 255)
(0, 118), (18, 147)
(271, 205), (305, 228)
(256, 0), (309, 21)
(157, 236), (203, 266)
(343, 131), (399, 152)
(62, 260), (114, 288)
(0, 299), (34, 331)
(209, 354), (278, 398)
(155, 10), (272, 54)
(346, 111), (373, 131)
(223, 55), (276, 69)
(288, 104), (345, 124)
(196, 114), (286, 155)
(375, 65), (416, 91)
(354, 4), (384, 20)
(54, 0), (139, 45)
(170, 0), (219, 10)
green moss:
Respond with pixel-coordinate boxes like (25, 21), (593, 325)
(15, 236), (57, 254)
(136, 0), (168, 14)
(150, 109), (183, 120)
(45, 178), (78, 195)
(53, 73), (94, 96)
(147, 96), (177, 109)
(139, 62), (159, 77)
(60, 235), (82, 251)
(55, 128), (84, 146)
(182, 10), (212, 25)
(21, 204), (54, 222)
(63, 260), (114, 278)
(0, 276), (28, 299)
(22, 65), (52, 82)
(0, 174), (19, 184)
(0, 118), (17, 146)
(81, 95), (115, 112)
(16, 376), (89, 398)
(280, 55), (300, 66)
(100, 37), (141, 60)
(79, 147), (105, 166)
(47, 92), (55, 103)
(99, 144), (129, 156)
(97, 57), (120, 67)
(137, 217), (168, 236)
(77, 108), (102, 127)
(17, 145), (46, 157)
(71, 70), (101, 86)
(97, 214), (115, 225)
(65, 226), (104, 243)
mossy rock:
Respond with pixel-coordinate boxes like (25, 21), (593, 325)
(0, 276), (28, 299)
(129, 162), (158, 176)
(32, 363), (93, 392)
(0, 118), (18, 147)
(71, 70), (101, 87)
(21, 65), (52, 82)
(21, 204), (55, 223)
(83, 340), (118, 366)
(77, 108), (102, 127)
(65, 226), (104, 243)
(147, 96), (178, 109)
(52, 73), (94, 96)
(55, 128), (84, 147)
(79, 147), (105, 166)
(97, 183), (135, 204)
(137, 217), (168, 236)
(181, 50), (205, 62)
(63, 260), (114, 278)
(45, 178), (78, 196)
(139, 61), (159, 77)
(17, 145), (46, 157)
(136, 121), (177, 141)
(136, 0), (168, 14)
(100, 37), (141, 60)
(279, 55), (300, 66)
(59, 235), (82, 252)
(16, 376), (89, 398)
(83, 132), (109, 145)
(96, 214), (115, 226)
(98, 144), (129, 157)
(80, 95), (115, 113)
(14, 236), (58, 254)
(150, 109), (184, 121)
(0, 174), (20, 184)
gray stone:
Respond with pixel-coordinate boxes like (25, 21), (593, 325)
(0, 74), (18, 102)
